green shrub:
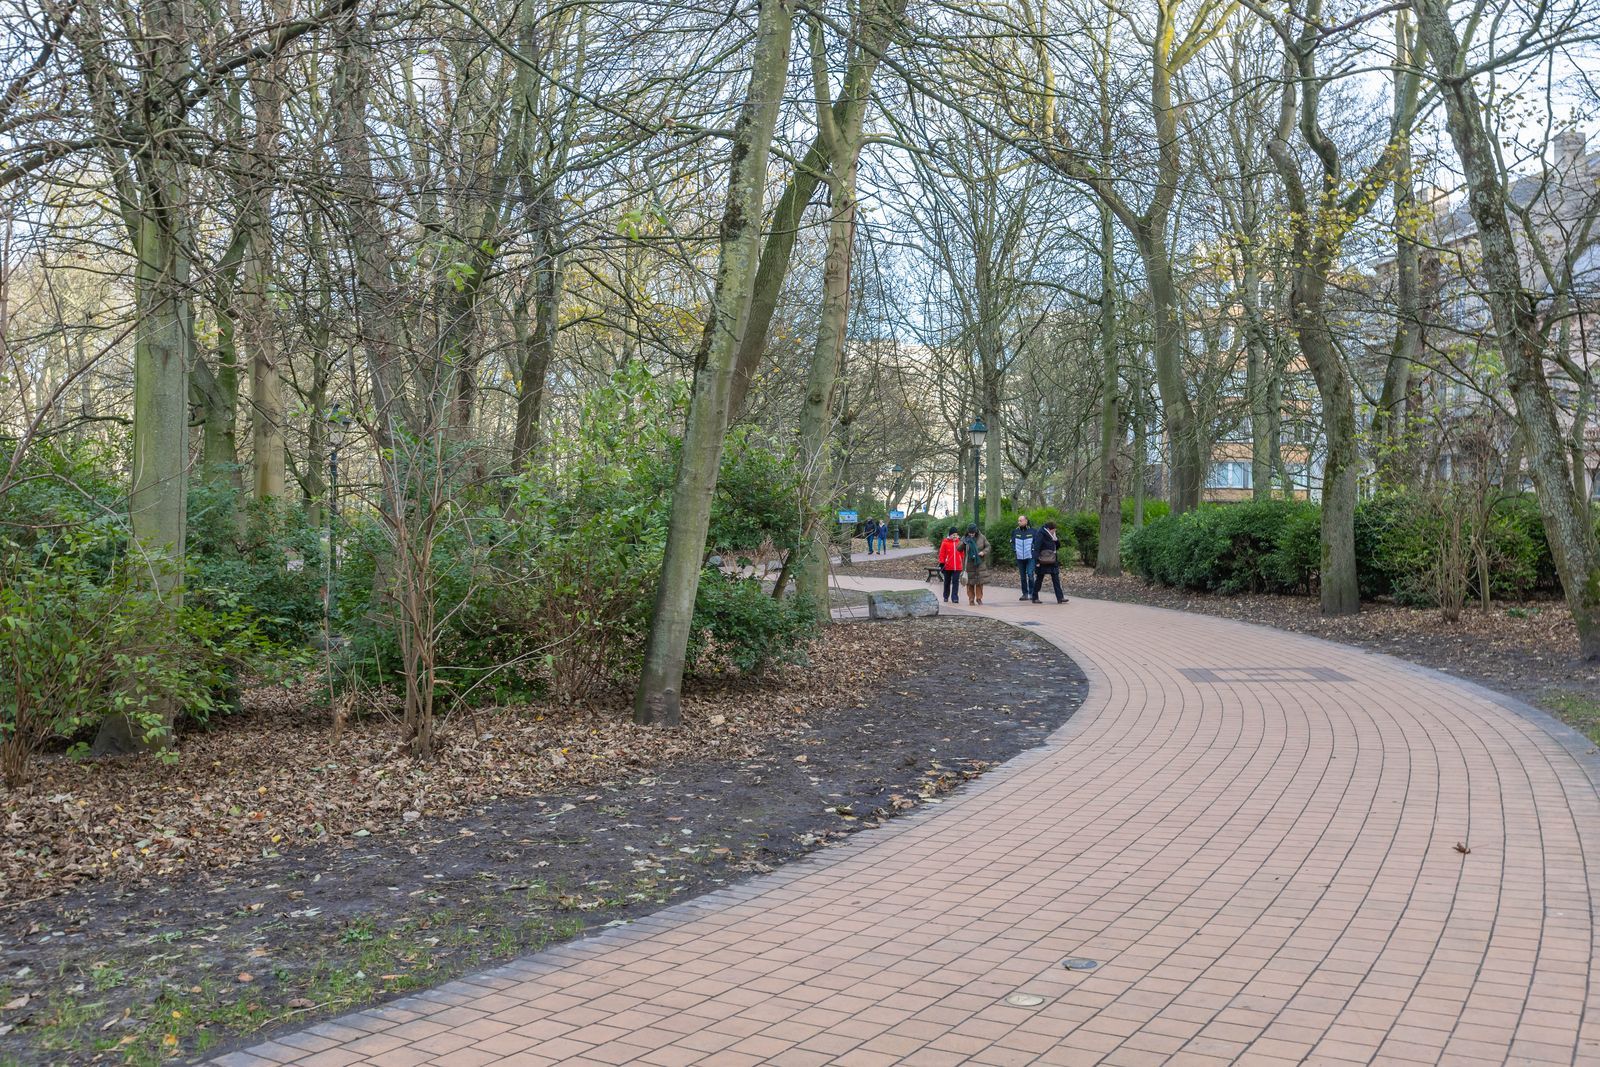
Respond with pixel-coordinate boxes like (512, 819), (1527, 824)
(1122, 498), (1170, 525)
(336, 364), (818, 707)
(1126, 491), (1558, 605)
(1123, 499), (1320, 594)
(1269, 504), (1322, 593)
(985, 507), (1063, 565)
(1067, 511), (1099, 567)
(0, 531), (301, 787)
(689, 573), (818, 674)
(929, 518), (967, 548)
(188, 486), (328, 646)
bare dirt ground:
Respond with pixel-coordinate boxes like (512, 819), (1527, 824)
(0, 617), (1085, 1066)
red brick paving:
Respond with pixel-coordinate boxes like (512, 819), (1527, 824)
(215, 589), (1600, 1065)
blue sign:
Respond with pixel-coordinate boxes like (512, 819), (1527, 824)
(837, 509), (859, 524)
(889, 509), (906, 520)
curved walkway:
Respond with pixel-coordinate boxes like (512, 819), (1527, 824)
(218, 582), (1600, 1066)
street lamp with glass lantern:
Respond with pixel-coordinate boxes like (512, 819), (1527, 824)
(968, 418), (987, 528)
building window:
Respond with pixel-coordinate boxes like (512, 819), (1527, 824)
(1206, 461), (1252, 490)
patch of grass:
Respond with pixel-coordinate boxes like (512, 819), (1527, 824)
(1542, 690), (1600, 746)
(4, 906), (584, 1065)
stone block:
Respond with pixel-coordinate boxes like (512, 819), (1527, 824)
(867, 588), (940, 620)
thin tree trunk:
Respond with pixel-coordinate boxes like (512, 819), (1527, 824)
(1411, 0), (1600, 657)
(634, 0), (794, 725)
(513, 194), (563, 464)
(726, 0), (906, 417)
(246, 2), (285, 500)
(1095, 202), (1122, 575)
(795, 13), (868, 616)
(1374, 11), (1421, 486)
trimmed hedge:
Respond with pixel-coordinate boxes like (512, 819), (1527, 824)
(1122, 499), (1319, 594)
(1123, 493), (1560, 604)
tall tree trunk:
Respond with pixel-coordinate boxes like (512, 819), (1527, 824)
(332, 8), (411, 440)
(1141, 239), (1202, 511)
(1095, 202), (1122, 574)
(1243, 259), (1274, 499)
(634, 0), (794, 725)
(726, 0), (905, 417)
(96, 0), (194, 754)
(795, 12), (872, 616)
(1411, 0), (1600, 657)
(1373, 11), (1421, 486)
(513, 194), (563, 464)
(1268, 37), (1364, 616)
(246, 1), (285, 500)
(793, 169), (855, 614)
(246, 227), (285, 499)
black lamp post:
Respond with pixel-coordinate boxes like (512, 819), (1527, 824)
(968, 418), (987, 528)
(890, 464), (904, 546)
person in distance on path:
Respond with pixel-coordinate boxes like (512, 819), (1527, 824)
(937, 526), (966, 604)
(1012, 515), (1036, 600)
(962, 522), (990, 606)
(875, 518), (889, 554)
(863, 516), (878, 554)
(1030, 520), (1067, 604)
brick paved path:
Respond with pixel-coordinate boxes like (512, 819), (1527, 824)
(219, 587), (1600, 1066)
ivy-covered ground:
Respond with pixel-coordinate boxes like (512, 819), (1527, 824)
(0, 616), (1086, 1066)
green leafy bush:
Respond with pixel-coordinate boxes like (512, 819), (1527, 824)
(1123, 499), (1320, 594)
(1067, 511), (1099, 566)
(984, 507), (1063, 565)
(1125, 492), (1559, 605)
(1122, 498), (1170, 525)
(335, 364), (816, 707)
(188, 486), (328, 645)
(0, 531), (300, 788)
(689, 573), (818, 674)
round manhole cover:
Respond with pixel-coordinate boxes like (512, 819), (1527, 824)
(1062, 957), (1100, 971)
(1004, 993), (1046, 1007)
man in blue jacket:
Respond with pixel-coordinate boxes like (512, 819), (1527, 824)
(1012, 515), (1036, 600)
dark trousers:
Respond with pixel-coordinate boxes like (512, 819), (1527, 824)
(941, 568), (961, 602)
(1016, 557), (1035, 595)
(1031, 564), (1063, 602)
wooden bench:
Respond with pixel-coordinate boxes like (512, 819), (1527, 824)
(926, 566), (942, 583)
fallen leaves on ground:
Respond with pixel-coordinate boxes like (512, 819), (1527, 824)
(1, 625), (911, 905)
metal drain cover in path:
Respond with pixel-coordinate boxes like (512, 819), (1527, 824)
(1004, 993), (1046, 1007)
(1062, 957), (1100, 971)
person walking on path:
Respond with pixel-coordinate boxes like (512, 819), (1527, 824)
(875, 518), (888, 554)
(863, 517), (878, 555)
(1012, 515), (1036, 600)
(962, 523), (990, 606)
(1031, 520), (1067, 604)
(937, 527), (966, 604)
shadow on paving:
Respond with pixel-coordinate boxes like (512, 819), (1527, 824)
(0, 616), (1086, 1066)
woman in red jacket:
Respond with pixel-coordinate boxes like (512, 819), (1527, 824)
(937, 527), (966, 604)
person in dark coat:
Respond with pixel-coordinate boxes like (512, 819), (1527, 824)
(1030, 521), (1067, 604)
